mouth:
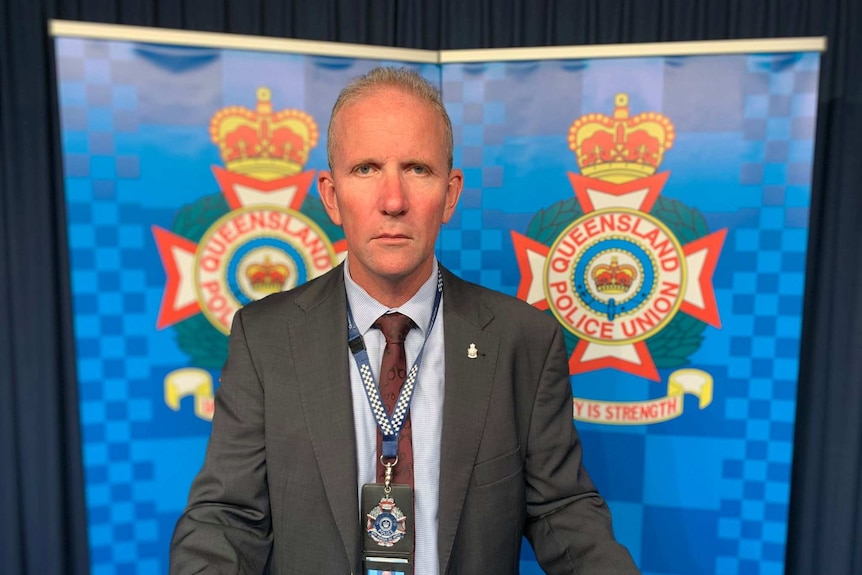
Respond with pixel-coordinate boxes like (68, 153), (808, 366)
(376, 233), (410, 241)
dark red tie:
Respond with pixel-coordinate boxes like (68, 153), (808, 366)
(373, 312), (415, 486)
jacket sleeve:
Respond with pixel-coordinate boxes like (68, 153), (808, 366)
(523, 325), (641, 575)
(169, 309), (273, 574)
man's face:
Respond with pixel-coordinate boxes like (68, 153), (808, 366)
(319, 87), (462, 299)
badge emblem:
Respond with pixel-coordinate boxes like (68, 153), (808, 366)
(155, 87), (346, 420)
(366, 497), (407, 547)
(512, 93), (724, 424)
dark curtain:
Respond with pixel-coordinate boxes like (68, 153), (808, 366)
(1, 0), (859, 574)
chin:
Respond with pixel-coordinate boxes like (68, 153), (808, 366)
(369, 257), (421, 277)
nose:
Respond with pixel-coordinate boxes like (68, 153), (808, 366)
(378, 169), (407, 216)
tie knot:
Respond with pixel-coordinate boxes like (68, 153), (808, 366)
(373, 312), (414, 344)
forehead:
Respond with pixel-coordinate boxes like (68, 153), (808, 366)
(329, 87), (448, 167)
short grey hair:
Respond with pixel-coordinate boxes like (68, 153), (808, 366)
(326, 67), (454, 171)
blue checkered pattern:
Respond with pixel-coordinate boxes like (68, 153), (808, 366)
(439, 62), (533, 291)
(58, 36), (217, 575)
(392, 365), (418, 430)
(443, 54), (819, 575)
(359, 360), (418, 437)
(58, 35), (819, 575)
(359, 362), (391, 432)
(706, 54), (818, 575)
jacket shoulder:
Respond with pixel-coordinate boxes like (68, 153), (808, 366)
(237, 264), (344, 322)
(443, 270), (560, 333)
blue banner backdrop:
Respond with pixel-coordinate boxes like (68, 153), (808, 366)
(54, 32), (819, 575)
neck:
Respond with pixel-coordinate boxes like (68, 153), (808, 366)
(347, 260), (434, 308)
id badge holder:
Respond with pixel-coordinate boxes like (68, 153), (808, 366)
(362, 482), (414, 575)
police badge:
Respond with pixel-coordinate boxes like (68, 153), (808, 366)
(366, 496), (407, 547)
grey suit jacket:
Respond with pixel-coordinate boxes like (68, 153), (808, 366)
(170, 265), (639, 574)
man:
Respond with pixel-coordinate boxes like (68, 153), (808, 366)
(170, 67), (639, 574)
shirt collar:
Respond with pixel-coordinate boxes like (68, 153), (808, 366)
(343, 256), (438, 337)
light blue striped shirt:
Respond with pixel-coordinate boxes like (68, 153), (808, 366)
(344, 257), (445, 575)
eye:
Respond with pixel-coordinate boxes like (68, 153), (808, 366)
(410, 165), (429, 175)
(354, 164), (373, 175)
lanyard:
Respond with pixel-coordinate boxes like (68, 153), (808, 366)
(346, 269), (443, 461)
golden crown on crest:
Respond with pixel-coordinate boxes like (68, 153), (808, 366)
(245, 256), (289, 295)
(568, 93), (675, 183)
(209, 87), (319, 180)
(590, 256), (638, 294)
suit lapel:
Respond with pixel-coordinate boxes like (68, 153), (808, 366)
(290, 267), (361, 572)
(437, 270), (499, 574)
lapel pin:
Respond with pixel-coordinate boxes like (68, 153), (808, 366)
(467, 343), (478, 359)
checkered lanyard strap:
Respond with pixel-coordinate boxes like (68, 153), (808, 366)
(346, 270), (443, 463)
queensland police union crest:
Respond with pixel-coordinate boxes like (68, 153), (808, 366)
(154, 87), (346, 420)
(546, 208), (684, 344)
(512, 93), (726, 425)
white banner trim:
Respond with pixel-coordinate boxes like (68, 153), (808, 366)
(49, 20), (826, 63)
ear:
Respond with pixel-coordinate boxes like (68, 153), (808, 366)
(317, 170), (342, 226)
(441, 168), (464, 224)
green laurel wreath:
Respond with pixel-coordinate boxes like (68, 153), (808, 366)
(525, 195), (711, 369)
(170, 191), (345, 369)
